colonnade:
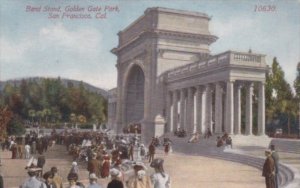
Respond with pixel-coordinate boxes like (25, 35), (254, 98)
(166, 81), (265, 136)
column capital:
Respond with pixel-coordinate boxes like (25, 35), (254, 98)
(188, 86), (196, 94)
(245, 82), (254, 87)
(234, 81), (243, 89)
(197, 85), (205, 91)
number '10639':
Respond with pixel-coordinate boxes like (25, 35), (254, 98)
(254, 5), (276, 12)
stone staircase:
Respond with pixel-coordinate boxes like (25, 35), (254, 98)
(166, 135), (296, 188)
(270, 139), (300, 154)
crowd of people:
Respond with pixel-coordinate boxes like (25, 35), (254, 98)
(0, 129), (172, 188)
(216, 133), (232, 148)
(0, 126), (283, 188)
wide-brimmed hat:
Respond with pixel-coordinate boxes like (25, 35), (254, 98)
(89, 173), (98, 180)
(67, 172), (78, 181)
(265, 149), (272, 154)
(150, 158), (164, 168)
(72, 161), (77, 166)
(27, 168), (42, 172)
(133, 161), (147, 171)
(110, 168), (120, 177)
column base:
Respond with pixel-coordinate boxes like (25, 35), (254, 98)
(141, 119), (155, 145)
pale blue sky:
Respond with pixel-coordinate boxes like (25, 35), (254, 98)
(1, 0), (299, 89)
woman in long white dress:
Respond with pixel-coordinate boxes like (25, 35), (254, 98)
(150, 158), (170, 188)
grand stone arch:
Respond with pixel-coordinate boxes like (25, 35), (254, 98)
(109, 7), (269, 144)
(123, 64), (145, 126)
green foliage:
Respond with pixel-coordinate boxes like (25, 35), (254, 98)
(266, 57), (298, 135)
(7, 115), (26, 136)
(80, 124), (93, 129)
(294, 62), (300, 100)
(0, 78), (107, 126)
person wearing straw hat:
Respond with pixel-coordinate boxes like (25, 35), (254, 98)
(262, 149), (275, 188)
(87, 173), (102, 188)
(43, 171), (56, 188)
(150, 158), (170, 188)
(21, 168), (46, 188)
(107, 168), (124, 188)
(51, 166), (63, 188)
(127, 161), (152, 188)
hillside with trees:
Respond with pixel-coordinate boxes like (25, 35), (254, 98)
(0, 77), (107, 137)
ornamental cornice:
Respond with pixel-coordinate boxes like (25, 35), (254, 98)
(111, 29), (217, 55)
(154, 29), (218, 43)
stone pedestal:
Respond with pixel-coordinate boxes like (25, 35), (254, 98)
(154, 114), (166, 138)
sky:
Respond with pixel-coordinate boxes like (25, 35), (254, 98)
(0, 0), (300, 90)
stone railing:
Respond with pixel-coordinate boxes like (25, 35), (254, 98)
(232, 52), (262, 62)
(167, 51), (265, 78)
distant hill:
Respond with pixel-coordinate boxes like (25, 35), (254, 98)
(0, 77), (109, 99)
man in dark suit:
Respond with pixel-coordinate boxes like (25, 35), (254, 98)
(270, 144), (279, 188)
(262, 150), (275, 188)
(87, 153), (101, 177)
(37, 154), (46, 177)
(148, 143), (155, 163)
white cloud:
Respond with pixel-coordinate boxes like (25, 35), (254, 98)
(0, 37), (33, 62)
(210, 17), (254, 38)
(39, 23), (102, 51)
(210, 13), (300, 88)
(0, 23), (118, 89)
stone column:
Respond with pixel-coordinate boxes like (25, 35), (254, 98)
(115, 65), (123, 133)
(245, 82), (254, 135)
(206, 85), (213, 132)
(258, 82), (265, 135)
(215, 83), (223, 134)
(234, 83), (242, 135)
(172, 90), (178, 131)
(180, 89), (186, 130)
(225, 81), (234, 134)
(196, 86), (204, 134)
(186, 87), (195, 134)
(166, 91), (172, 133)
(201, 86), (207, 133)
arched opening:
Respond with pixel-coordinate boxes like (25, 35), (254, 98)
(125, 65), (145, 126)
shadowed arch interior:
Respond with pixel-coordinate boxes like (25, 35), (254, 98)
(125, 65), (145, 125)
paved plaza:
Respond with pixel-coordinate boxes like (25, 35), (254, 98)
(1, 137), (300, 188)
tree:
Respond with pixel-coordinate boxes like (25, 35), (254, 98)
(266, 57), (294, 134)
(279, 99), (297, 135)
(70, 113), (77, 127)
(77, 114), (87, 124)
(293, 62), (300, 136)
(0, 106), (13, 139)
(36, 110), (44, 126)
(7, 115), (26, 136)
(1, 78), (108, 128)
(42, 108), (51, 126)
(294, 62), (300, 99)
(28, 109), (36, 125)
